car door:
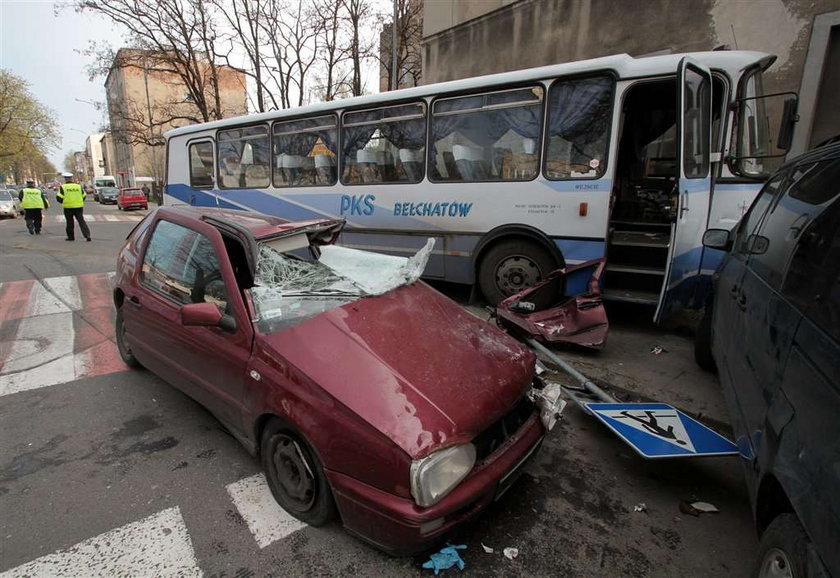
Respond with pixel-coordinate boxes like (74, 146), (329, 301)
(655, 58), (713, 322)
(126, 217), (253, 433)
(713, 171), (787, 445)
(773, 165), (840, 574)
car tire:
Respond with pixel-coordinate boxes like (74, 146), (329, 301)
(115, 310), (141, 368)
(261, 419), (337, 526)
(478, 239), (558, 305)
(754, 514), (813, 578)
(694, 305), (716, 372)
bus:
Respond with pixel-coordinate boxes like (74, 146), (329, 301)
(163, 50), (797, 322)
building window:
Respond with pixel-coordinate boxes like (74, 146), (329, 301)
(430, 86), (544, 182)
(189, 141), (215, 188)
(272, 115), (338, 187)
(544, 75), (613, 180)
(341, 102), (426, 185)
(217, 125), (271, 189)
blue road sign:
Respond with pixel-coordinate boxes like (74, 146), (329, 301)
(585, 402), (738, 459)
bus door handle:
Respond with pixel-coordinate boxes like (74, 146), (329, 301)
(680, 188), (690, 219)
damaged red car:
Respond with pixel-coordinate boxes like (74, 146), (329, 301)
(113, 206), (564, 553)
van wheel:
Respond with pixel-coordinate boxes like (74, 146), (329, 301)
(694, 306), (716, 372)
(261, 420), (337, 526)
(115, 310), (141, 368)
(478, 239), (557, 305)
(754, 514), (811, 578)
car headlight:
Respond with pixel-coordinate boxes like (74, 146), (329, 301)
(410, 444), (476, 507)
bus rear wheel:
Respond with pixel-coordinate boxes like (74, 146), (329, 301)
(478, 239), (557, 305)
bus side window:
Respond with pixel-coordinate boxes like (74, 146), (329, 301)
(273, 115), (338, 187)
(431, 87), (544, 183)
(189, 141), (215, 188)
(218, 126), (271, 189)
(543, 75), (613, 180)
(341, 103), (426, 185)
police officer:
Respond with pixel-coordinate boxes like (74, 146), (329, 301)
(18, 179), (49, 235)
(56, 172), (91, 242)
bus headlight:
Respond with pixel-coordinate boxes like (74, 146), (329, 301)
(410, 444), (476, 507)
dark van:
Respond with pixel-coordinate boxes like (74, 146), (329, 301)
(700, 141), (840, 577)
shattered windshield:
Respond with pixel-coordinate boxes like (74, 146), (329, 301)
(248, 238), (434, 333)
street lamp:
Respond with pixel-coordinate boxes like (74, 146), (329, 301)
(75, 98), (100, 109)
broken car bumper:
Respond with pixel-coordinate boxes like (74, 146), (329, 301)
(325, 413), (545, 555)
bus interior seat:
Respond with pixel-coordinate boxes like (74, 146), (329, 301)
(400, 149), (423, 182)
(357, 149), (381, 183)
(315, 154), (336, 184)
(442, 151), (461, 180)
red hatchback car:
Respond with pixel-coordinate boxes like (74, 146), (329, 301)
(117, 187), (148, 211)
(113, 206), (563, 553)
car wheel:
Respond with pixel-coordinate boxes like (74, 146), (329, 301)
(694, 305), (716, 372)
(115, 310), (141, 368)
(261, 420), (337, 526)
(478, 239), (558, 305)
(755, 514), (812, 578)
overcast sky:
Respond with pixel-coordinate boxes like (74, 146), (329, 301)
(1, 0), (389, 172)
(1, 1), (118, 170)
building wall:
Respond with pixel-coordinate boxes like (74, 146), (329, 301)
(85, 132), (106, 179)
(105, 49), (247, 187)
(422, 0), (840, 99)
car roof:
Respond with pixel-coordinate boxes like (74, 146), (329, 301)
(782, 141), (840, 169)
(158, 205), (342, 241)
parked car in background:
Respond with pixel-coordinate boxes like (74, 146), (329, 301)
(0, 188), (21, 219)
(699, 141), (840, 577)
(117, 187), (148, 211)
(113, 206), (563, 554)
(97, 186), (119, 205)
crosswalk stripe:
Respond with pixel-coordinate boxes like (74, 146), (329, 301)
(0, 273), (126, 397)
(0, 507), (202, 578)
(49, 214), (143, 223)
(226, 473), (307, 549)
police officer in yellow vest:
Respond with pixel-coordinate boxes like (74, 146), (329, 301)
(19, 178), (49, 235)
(56, 172), (91, 242)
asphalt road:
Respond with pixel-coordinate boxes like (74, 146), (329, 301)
(0, 200), (758, 577)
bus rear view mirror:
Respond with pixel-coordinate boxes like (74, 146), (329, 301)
(776, 97), (798, 151)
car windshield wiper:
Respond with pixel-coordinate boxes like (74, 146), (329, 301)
(279, 288), (362, 297)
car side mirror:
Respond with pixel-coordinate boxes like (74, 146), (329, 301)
(180, 302), (237, 332)
(746, 234), (769, 255)
(702, 228), (732, 251)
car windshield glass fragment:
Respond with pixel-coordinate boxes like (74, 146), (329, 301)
(249, 238), (434, 332)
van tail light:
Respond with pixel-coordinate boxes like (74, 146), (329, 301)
(579, 202), (588, 217)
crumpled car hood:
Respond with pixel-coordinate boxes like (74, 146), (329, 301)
(258, 282), (535, 458)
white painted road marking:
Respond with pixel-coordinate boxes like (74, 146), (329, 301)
(0, 507), (202, 578)
(49, 214), (144, 223)
(0, 273), (126, 397)
(226, 473), (307, 548)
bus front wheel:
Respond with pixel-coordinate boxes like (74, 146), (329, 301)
(478, 239), (557, 305)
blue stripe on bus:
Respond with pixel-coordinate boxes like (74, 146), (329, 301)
(166, 184), (241, 209)
(166, 184), (440, 229)
(555, 238), (606, 262)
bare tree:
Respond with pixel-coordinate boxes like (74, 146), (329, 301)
(74, 0), (227, 123)
(258, 0), (324, 108)
(377, 0), (423, 91)
(210, 0), (271, 113)
(342, 0), (372, 97)
(313, 0), (352, 101)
